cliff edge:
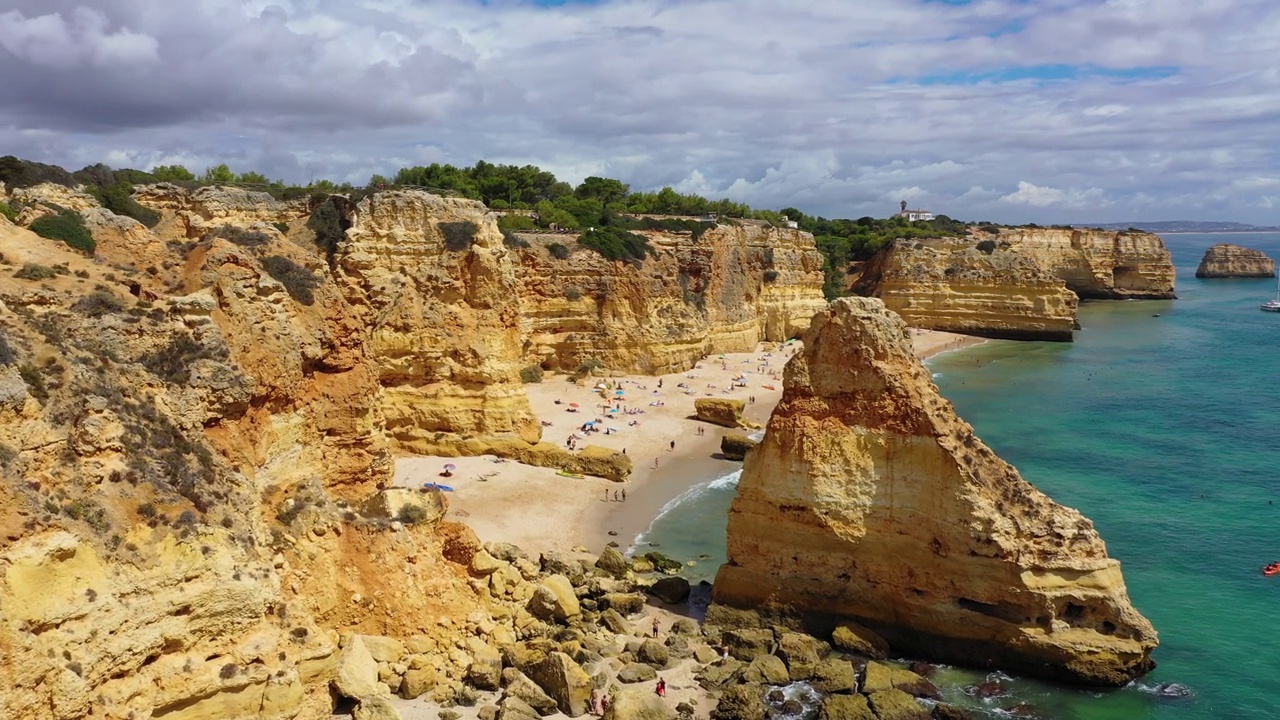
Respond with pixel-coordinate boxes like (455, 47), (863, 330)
(1195, 243), (1276, 278)
(712, 297), (1158, 686)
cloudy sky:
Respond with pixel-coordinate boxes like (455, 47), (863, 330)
(2, 0), (1278, 224)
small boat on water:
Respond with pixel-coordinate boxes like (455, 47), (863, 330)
(1262, 562), (1280, 577)
(1261, 275), (1280, 312)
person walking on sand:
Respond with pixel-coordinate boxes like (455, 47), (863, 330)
(652, 617), (660, 638)
(621, 488), (627, 502)
(669, 440), (675, 452)
(613, 490), (619, 502)
(655, 678), (666, 698)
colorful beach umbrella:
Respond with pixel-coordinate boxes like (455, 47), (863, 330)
(569, 402), (579, 408)
(443, 463), (456, 471)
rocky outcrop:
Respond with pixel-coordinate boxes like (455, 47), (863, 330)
(852, 238), (1078, 341)
(133, 183), (311, 239)
(1195, 243), (1276, 278)
(515, 222), (827, 374)
(713, 298), (1158, 686)
(995, 228), (1175, 299)
(695, 398), (760, 429)
(720, 433), (758, 461)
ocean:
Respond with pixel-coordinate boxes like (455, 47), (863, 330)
(632, 232), (1280, 719)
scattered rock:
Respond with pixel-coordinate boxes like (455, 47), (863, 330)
(818, 694), (876, 720)
(502, 669), (559, 716)
(360, 635), (407, 664)
(809, 658), (855, 694)
(671, 618), (699, 636)
(720, 433), (758, 461)
(724, 628), (773, 661)
(541, 551), (587, 584)
(930, 703), (978, 720)
(866, 689), (930, 720)
(695, 658), (745, 690)
(471, 549), (504, 576)
(600, 593), (646, 615)
(776, 632), (821, 680)
(354, 694), (404, 720)
(597, 547), (630, 578)
(766, 690), (785, 704)
(649, 576), (691, 605)
(466, 644), (503, 691)
(400, 667), (437, 699)
(637, 639), (670, 668)
(830, 622), (889, 660)
(479, 706), (500, 720)
(336, 635), (386, 700)
(617, 663), (657, 683)
(529, 575), (582, 622)
(695, 398), (760, 429)
(524, 652), (593, 717)
(488, 542), (532, 564)
(498, 695), (541, 720)
(676, 701), (696, 718)
(711, 683), (767, 720)
(780, 699), (804, 716)
(601, 609), (631, 635)
(440, 711), (462, 720)
(970, 679), (1006, 699)
(693, 646), (721, 665)
(605, 686), (678, 720)
(742, 654), (789, 685)
(642, 552), (684, 574)
(908, 662), (936, 678)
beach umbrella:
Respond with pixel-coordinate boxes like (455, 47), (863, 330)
(569, 402), (579, 408)
(584, 420), (598, 426)
(615, 390), (624, 395)
(608, 426), (620, 432)
(443, 463), (456, 472)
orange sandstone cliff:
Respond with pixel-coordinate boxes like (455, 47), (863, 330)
(712, 297), (1158, 686)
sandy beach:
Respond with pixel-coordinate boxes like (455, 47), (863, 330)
(392, 329), (983, 557)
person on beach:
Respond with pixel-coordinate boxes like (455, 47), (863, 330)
(604, 489), (609, 502)
(653, 457), (659, 469)
(613, 490), (619, 502)
(669, 440), (675, 452)
(622, 488), (627, 502)
(655, 678), (666, 698)
(652, 617), (660, 638)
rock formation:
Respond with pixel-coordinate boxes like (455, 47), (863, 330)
(514, 221), (827, 374)
(852, 238), (1078, 341)
(695, 399), (760, 429)
(713, 298), (1158, 686)
(995, 228), (1175, 299)
(1195, 243), (1276, 278)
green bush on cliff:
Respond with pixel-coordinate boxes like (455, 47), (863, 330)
(30, 208), (95, 254)
(13, 263), (58, 281)
(578, 226), (651, 262)
(88, 180), (161, 228)
(0, 332), (14, 365)
(439, 221), (479, 251)
(72, 288), (125, 318)
(261, 256), (319, 306)
(0, 201), (16, 222)
(519, 365), (544, 383)
(307, 200), (345, 260)
(548, 242), (571, 260)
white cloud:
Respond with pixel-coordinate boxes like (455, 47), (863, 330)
(0, 0), (1276, 224)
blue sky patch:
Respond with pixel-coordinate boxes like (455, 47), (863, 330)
(900, 64), (1180, 86)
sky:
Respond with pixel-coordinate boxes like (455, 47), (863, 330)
(2, 0), (1279, 225)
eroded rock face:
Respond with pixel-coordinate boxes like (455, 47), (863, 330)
(852, 238), (1078, 341)
(996, 228), (1175, 299)
(712, 297), (1158, 686)
(515, 222), (827, 374)
(1195, 243), (1276, 278)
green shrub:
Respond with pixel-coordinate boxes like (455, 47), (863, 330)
(307, 201), (346, 260)
(30, 209), (95, 254)
(0, 332), (13, 365)
(13, 263), (57, 281)
(501, 228), (530, 248)
(548, 242), (571, 260)
(396, 504), (428, 524)
(0, 156), (75, 189)
(978, 224), (1001, 235)
(0, 201), (15, 222)
(976, 239), (997, 254)
(570, 358), (604, 381)
(520, 365), (544, 383)
(72, 288), (124, 317)
(763, 269), (780, 282)
(141, 333), (229, 384)
(578, 226), (651, 262)
(16, 361), (48, 399)
(564, 285), (584, 301)
(497, 213), (537, 232)
(272, 221), (290, 234)
(89, 181), (160, 228)
(439, 221), (479, 251)
(206, 225), (270, 248)
(261, 256), (318, 305)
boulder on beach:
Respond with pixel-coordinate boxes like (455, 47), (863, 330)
(695, 398), (761, 429)
(720, 433), (758, 461)
(648, 576), (691, 604)
(604, 686), (677, 720)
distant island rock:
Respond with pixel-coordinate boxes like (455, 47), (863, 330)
(1195, 243), (1276, 278)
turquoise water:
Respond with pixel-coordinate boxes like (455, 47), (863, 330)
(634, 233), (1280, 719)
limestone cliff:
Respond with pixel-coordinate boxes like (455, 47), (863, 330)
(515, 221), (827, 374)
(852, 238), (1078, 341)
(1195, 243), (1276, 278)
(995, 228), (1175, 299)
(713, 298), (1158, 686)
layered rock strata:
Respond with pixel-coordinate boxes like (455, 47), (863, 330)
(713, 297), (1158, 685)
(1195, 243), (1276, 278)
(852, 238), (1078, 341)
(995, 228), (1175, 299)
(515, 221), (827, 374)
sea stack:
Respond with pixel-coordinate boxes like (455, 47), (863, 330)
(712, 297), (1158, 686)
(1195, 243), (1276, 278)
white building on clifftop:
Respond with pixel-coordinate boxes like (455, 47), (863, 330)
(894, 200), (934, 222)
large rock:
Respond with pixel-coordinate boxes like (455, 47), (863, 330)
(596, 546), (630, 578)
(336, 635), (386, 700)
(720, 433), (758, 461)
(524, 652), (593, 717)
(617, 662), (657, 683)
(499, 695), (543, 720)
(358, 635), (407, 664)
(861, 662), (937, 698)
(399, 667), (437, 699)
(354, 694), (404, 720)
(865, 689), (929, 720)
(831, 621), (889, 659)
(529, 575), (582, 622)
(810, 658), (856, 694)
(360, 488), (447, 526)
(776, 632), (821, 680)
(695, 398), (760, 429)
(541, 551), (587, 584)
(711, 684), (767, 720)
(467, 644), (504, 691)
(818, 694), (876, 720)
(712, 298), (1159, 686)
(695, 658), (744, 690)
(503, 669), (559, 716)
(723, 628), (773, 661)
(604, 686), (678, 720)
(637, 639), (670, 668)
(741, 654), (789, 685)
(987, 227), (1176, 300)
(601, 593), (646, 615)
(1195, 243), (1277, 278)
(649, 576), (691, 605)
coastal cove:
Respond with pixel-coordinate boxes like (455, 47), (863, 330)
(632, 232), (1280, 719)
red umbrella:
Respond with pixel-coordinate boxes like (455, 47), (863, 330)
(569, 402), (580, 408)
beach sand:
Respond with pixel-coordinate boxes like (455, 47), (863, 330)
(392, 329), (983, 557)
(386, 329), (982, 720)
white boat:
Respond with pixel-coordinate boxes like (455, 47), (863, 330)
(1262, 275), (1280, 312)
